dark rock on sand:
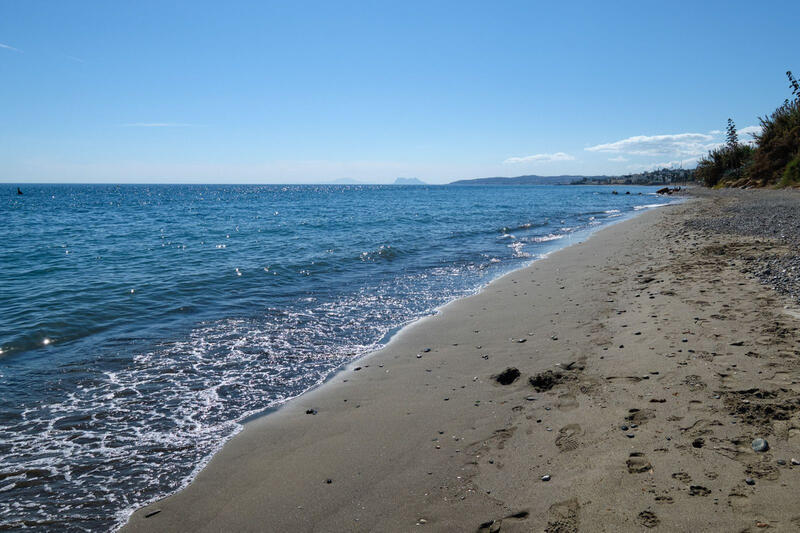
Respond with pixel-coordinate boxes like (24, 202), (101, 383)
(495, 367), (521, 385)
(752, 438), (769, 452)
(529, 370), (565, 392)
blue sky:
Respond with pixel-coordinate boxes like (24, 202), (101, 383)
(2, 0), (798, 184)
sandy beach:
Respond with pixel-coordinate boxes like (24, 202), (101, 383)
(123, 190), (800, 532)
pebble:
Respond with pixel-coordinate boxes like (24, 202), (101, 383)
(305, 409), (318, 415)
(745, 478), (755, 485)
(792, 458), (800, 466)
(325, 478), (333, 484)
(541, 474), (551, 482)
(777, 459), (787, 466)
(620, 425), (629, 431)
(423, 348), (431, 352)
(525, 396), (536, 401)
(751, 438), (769, 452)
(626, 433), (635, 438)
(416, 354), (423, 358)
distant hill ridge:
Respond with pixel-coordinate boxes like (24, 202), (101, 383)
(449, 175), (607, 185)
(393, 177), (427, 185)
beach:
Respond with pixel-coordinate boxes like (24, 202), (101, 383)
(124, 190), (800, 532)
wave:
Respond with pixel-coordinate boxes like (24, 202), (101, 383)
(529, 233), (565, 243)
(633, 202), (671, 210)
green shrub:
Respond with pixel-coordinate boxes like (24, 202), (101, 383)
(779, 152), (800, 187)
(695, 143), (754, 187)
(749, 98), (800, 186)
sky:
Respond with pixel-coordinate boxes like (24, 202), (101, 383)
(1, 0), (799, 184)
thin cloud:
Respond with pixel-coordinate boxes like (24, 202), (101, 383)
(121, 122), (198, 128)
(66, 55), (85, 63)
(608, 156), (628, 162)
(585, 133), (716, 157)
(503, 152), (575, 164)
(0, 43), (22, 52)
(738, 125), (762, 138)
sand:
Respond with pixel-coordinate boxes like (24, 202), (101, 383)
(123, 194), (800, 532)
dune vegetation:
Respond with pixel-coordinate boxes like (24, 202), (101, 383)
(696, 71), (800, 188)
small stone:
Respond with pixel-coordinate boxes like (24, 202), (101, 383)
(541, 474), (551, 482)
(517, 338), (527, 343)
(777, 459), (786, 466)
(626, 433), (635, 438)
(630, 424), (638, 429)
(354, 366), (362, 371)
(416, 354), (423, 358)
(423, 348), (431, 352)
(525, 396), (536, 401)
(620, 425), (629, 431)
(551, 335), (558, 341)
(745, 478), (755, 485)
(418, 518), (427, 524)
(305, 409), (318, 415)
(751, 438), (769, 452)
(325, 478), (333, 484)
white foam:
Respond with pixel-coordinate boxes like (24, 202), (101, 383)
(633, 202), (670, 210)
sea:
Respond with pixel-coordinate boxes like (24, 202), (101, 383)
(0, 183), (676, 531)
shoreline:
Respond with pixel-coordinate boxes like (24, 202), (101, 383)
(125, 191), (800, 531)
(113, 198), (672, 530)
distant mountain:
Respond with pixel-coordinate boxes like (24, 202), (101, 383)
(449, 175), (607, 186)
(393, 177), (427, 185)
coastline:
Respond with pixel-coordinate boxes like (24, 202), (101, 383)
(124, 192), (800, 531)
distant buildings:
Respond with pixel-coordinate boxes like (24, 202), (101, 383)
(573, 168), (696, 185)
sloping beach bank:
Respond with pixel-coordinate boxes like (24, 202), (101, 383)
(124, 190), (800, 532)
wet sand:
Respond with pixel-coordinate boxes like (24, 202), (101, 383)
(124, 193), (800, 532)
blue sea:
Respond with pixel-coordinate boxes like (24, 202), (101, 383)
(0, 184), (675, 531)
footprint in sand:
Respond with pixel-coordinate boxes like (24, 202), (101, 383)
(555, 424), (583, 452)
(745, 461), (780, 481)
(477, 510), (529, 532)
(637, 510), (660, 528)
(545, 498), (579, 533)
(671, 472), (691, 483)
(682, 375), (707, 391)
(556, 393), (578, 411)
(625, 408), (655, 424)
(689, 485), (711, 496)
(626, 452), (653, 474)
